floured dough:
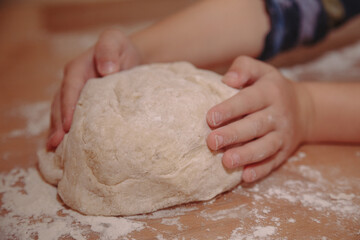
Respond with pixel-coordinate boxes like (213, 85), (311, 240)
(38, 62), (242, 216)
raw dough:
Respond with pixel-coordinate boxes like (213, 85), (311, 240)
(38, 62), (242, 216)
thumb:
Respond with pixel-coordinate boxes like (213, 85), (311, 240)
(95, 29), (126, 76)
(222, 56), (273, 89)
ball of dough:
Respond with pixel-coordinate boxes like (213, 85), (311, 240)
(39, 62), (242, 216)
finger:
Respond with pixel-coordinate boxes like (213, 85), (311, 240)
(207, 85), (267, 127)
(118, 44), (140, 70)
(222, 131), (283, 169)
(47, 92), (65, 151)
(242, 150), (288, 183)
(207, 110), (275, 151)
(222, 56), (274, 89)
(95, 29), (126, 76)
(61, 49), (97, 132)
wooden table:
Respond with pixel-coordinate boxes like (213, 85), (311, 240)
(1, 1), (359, 239)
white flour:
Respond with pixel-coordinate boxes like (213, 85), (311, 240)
(200, 204), (248, 221)
(263, 165), (360, 216)
(230, 226), (277, 240)
(287, 151), (306, 162)
(281, 40), (360, 81)
(161, 217), (185, 231)
(7, 101), (50, 138)
(253, 226), (276, 238)
(0, 168), (145, 240)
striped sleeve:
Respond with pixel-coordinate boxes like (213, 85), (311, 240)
(258, 0), (360, 60)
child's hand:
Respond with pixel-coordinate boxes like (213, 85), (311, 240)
(47, 29), (140, 151)
(206, 56), (311, 183)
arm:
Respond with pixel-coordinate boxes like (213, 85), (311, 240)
(303, 82), (360, 143)
(131, 0), (270, 69)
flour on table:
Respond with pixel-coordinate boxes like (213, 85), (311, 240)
(287, 218), (296, 223)
(287, 151), (307, 162)
(230, 226), (277, 240)
(200, 204), (248, 221)
(263, 165), (360, 216)
(0, 168), (145, 240)
(161, 217), (185, 231)
(7, 101), (50, 138)
(281, 40), (360, 81)
(253, 226), (277, 238)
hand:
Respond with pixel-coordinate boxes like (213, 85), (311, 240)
(47, 29), (141, 151)
(206, 56), (311, 183)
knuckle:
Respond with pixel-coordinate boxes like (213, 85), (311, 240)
(250, 118), (264, 138)
(241, 148), (254, 165)
(234, 56), (251, 68)
(63, 61), (74, 75)
(206, 132), (216, 150)
(222, 152), (233, 168)
(269, 138), (279, 153)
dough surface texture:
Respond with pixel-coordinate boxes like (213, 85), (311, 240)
(39, 62), (242, 216)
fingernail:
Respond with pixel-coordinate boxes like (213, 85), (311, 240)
(211, 112), (222, 126)
(102, 61), (116, 74)
(215, 135), (223, 149)
(231, 153), (240, 168)
(222, 71), (238, 83)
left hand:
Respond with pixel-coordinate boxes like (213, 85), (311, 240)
(206, 56), (311, 183)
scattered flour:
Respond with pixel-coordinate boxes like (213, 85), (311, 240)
(262, 207), (271, 214)
(247, 184), (260, 193)
(200, 204), (247, 221)
(253, 226), (276, 238)
(161, 217), (185, 231)
(281, 40), (360, 81)
(7, 101), (50, 138)
(287, 151), (307, 163)
(156, 233), (167, 240)
(287, 218), (296, 223)
(311, 218), (321, 224)
(230, 226), (277, 240)
(0, 168), (145, 240)
(263, 166), (360, 217)
(329, 193), (355, 201)
(202, 198), (217, 206)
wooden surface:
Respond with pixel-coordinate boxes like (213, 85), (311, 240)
(0, 1), (360, 239)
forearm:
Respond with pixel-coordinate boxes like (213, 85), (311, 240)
(130, 0), (270, 69)
(301, 82), (360, 143)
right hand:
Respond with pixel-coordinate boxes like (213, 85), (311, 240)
(47, 29), (141, 151)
